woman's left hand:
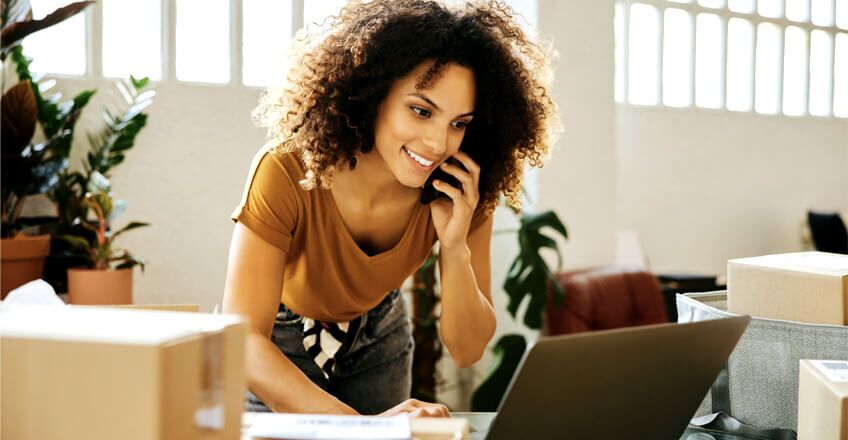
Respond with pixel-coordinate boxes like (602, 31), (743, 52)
(430, 151), (481, 251)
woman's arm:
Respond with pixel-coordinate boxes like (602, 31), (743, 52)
(222, 223), (358, 415)
(438, 214), (497, 368)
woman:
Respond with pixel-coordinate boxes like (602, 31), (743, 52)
(223, 0), (558, 417)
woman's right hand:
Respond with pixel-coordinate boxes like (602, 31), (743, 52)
(378, 399), (450, 418)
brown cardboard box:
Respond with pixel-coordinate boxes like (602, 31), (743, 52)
(727, 252), (848, 325)
(798, 360), (848, 440)
(0, 304), (246, 440)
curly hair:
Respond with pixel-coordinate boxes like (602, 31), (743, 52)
(252, 0), (560, 211)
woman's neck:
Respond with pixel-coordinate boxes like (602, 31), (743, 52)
(332, 151), (418, 207)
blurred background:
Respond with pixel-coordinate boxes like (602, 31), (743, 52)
(10, 0), (847, 410)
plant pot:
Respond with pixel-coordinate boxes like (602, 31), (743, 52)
(67, 268), (133, 305)
(1, 234), (51, 299)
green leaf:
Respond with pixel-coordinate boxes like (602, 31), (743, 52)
(87, 171), (110, 193)
(56, 234), (90, 252)
(500, 210), (569, 328)
(130, 75), (150, 91)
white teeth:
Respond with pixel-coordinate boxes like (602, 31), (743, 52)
(404, 147), (434, 167)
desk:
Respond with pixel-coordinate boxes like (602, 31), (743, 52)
(241, 412), (765, 440)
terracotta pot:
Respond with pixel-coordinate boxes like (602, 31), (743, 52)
(1, 234), (51, 299)
(67, 268), (133, 305)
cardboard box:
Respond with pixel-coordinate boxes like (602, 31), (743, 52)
(97, 303), (201, 313)
(0, 304), (246, 440)
(727, 252), (848, 325)
(798, 360), (848, 440)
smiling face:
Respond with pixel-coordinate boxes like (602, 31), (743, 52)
(371, 61), (476, 189)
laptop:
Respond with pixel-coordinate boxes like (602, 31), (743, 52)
(456, 315), (750, 440)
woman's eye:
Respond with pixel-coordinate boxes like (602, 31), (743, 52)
(452, 121), (469, 130)
(410, 106), (431, 118)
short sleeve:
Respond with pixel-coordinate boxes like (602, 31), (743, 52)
(231, 150), (300, 252)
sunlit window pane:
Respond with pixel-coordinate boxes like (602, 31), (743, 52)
(755, 23), (781, 114)
(303, 0), (348, 31)
(786, 0), (811, 22)
(727, 18), (754, 111)
(24, 0), (87, 75)
(698, 0), (725, 8)
(811, 0), (835, 26)
(243, 0), (292, 87)
(782, 26), (808, 116)
(663, 9), (693, 107)
(102, 0), (161, 80)
(615, 2), (625, 103)
(728, 0), (756, 13)
(176, 0), (230, 84)
(759, 0), (784, 18)
(696, 13), (722, 109)
(838, 0), (848, 29)
(834, 34), (848, 117)
(628, 3), (659, 105)
(808, 30), (833, 116)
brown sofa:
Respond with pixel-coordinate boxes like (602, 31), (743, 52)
(544, 266), (669, 336)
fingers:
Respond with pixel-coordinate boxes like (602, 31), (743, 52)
(438, 162), (473, 193)
(432, 179), (465, 203)
(379, 399), (450, 418)
(408, 404), (450, 418)
(450, 151), (481, 186)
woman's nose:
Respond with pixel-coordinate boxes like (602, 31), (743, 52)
(421, 127), (448, 156)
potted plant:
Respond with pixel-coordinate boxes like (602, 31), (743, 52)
(0, 0), (94, 297)
(2, 0), (155, 295)
(58, 171), (148, 304)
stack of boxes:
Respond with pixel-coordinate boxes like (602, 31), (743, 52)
(727, 251), (848, 439)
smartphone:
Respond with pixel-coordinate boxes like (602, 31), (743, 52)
(420, 124), (485, 205)
(420, 157), (466, 204)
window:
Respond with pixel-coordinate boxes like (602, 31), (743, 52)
(22, 0), (539, 89)
(102, 0), (162, 80)
(24, 0), (87, 75)
(615, 0), (848, 117)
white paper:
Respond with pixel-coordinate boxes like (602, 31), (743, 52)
(812, 360), (848, 382)
(2, 280), (64, 306)
(246, 413), (411, 440)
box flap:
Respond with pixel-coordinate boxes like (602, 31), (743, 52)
(0, 304), (244, 345)
(729, 252), (848, 277)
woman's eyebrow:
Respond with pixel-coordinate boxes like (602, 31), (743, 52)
(408, 92), (475, 117)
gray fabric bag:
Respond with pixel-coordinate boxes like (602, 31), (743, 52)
(676, 291), (848, 431)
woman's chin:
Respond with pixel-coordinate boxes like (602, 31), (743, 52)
(395, 172), (428, 190)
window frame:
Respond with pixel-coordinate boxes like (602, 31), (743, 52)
(616, 0), (846, 118)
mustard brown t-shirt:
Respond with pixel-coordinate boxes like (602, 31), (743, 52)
(231, 146), (490, 322)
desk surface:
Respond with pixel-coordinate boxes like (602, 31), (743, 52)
(242, 412), (765, 440)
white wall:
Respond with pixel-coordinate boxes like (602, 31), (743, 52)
(617, 106), (848, 277)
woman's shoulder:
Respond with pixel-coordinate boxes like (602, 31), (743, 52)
(251, 141), (305, 182)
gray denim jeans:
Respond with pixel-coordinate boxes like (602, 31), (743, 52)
(246, 289), (414, 415)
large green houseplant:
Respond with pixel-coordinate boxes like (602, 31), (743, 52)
(470, 209), (568, 411)
(0, 0), (94, 296)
